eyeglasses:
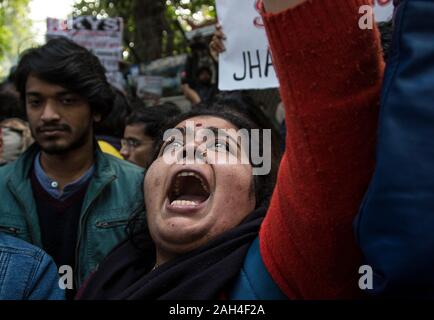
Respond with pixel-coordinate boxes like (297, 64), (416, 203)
(121, 138), (153, 149)
(121, 138), (142, 149)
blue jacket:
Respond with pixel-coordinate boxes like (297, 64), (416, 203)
(229, 238), (286, 300)
(0, 232), (64, 300)
(355, 0), (434, 296)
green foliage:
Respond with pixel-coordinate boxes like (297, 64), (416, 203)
(0, 0), (34, 78)
(73, 0), (216, 63)
(168, 0), (216, 25)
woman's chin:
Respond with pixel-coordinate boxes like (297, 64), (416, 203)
(156, 222), (210, 250)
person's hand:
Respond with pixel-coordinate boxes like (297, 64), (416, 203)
(209, 24), (226, 62)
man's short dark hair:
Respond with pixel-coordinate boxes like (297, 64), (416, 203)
(15, 37), (114, 120)
(126, 103), (182, 139)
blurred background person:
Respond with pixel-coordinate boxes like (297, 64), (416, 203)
(0, 86), (23, 121)
(95, 88), (132, 159)
(0, 118), (33, 165)
(121, 103), (181, 168)
(0, 68), (33, 165)
(181, 34), (218, 106)
(181, 66), (218, 106)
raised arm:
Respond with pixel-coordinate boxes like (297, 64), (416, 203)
(263, 0), (307, 12)
(259, 0), (384, 298)
(355, 0), (434, 297)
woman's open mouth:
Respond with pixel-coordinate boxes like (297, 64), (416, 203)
(166, 170), (211, 213)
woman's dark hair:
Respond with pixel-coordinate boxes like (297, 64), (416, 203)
(210, 92), (283, 176)
(127, 98), (279, 246)
(15, 37), (115, 120)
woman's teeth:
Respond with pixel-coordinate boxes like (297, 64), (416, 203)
(170, 200), (201, 207)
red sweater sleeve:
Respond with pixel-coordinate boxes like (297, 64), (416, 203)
(259, 0), (384, 299)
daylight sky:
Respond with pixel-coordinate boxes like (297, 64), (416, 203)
(29, 0), (75, 43)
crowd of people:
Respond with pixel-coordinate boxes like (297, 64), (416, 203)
(0, 0), (431, 300)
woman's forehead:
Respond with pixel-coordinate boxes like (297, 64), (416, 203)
(175, 116), (238, 131)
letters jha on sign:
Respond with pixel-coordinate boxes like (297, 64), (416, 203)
(216, 0), (279, 91)
(215, 0), (395, 91)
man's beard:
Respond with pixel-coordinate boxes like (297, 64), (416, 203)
(38, 124), (93, 155)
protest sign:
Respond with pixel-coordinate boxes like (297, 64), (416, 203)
(46, 16), (123, 73)
(216, 0), (394, 91)
(136, 76), (164, 100)
(216, 0), (278, 91)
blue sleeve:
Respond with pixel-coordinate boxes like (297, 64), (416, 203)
(354, 0), (434, 297)
(26, 252), (65, 300)
(229, 238), (286, 300)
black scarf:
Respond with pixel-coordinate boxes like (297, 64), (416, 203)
(78, 206), (266, 300)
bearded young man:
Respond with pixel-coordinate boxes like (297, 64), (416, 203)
(0, 37), (144, 298)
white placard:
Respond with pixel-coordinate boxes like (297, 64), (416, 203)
(46, 16), (123, 73)
(136, 76), (164, 99)
(216, 0), (394, 91)
(216, 0), (279, 91)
